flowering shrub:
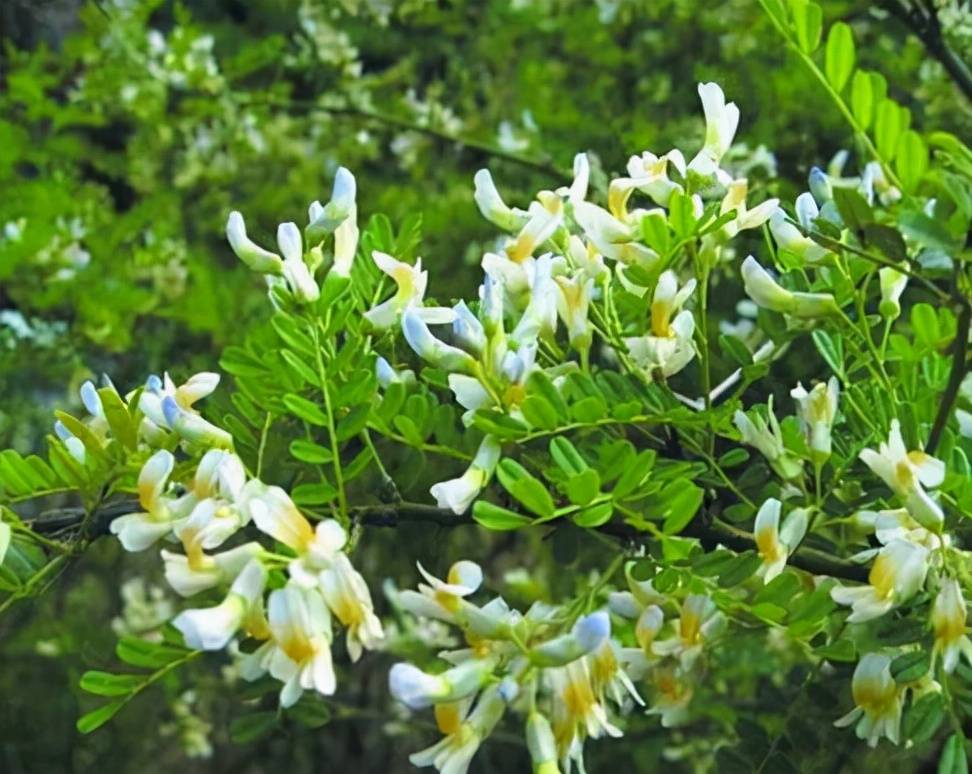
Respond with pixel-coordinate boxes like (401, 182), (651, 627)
(2, 2), (972, 772)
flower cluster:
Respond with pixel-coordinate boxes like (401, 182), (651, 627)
(388, 560), (725, 773)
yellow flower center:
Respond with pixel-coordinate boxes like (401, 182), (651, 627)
(279, 626), (318, 665)
(435, 702), (464, 735)
(868, 553), (897, 600)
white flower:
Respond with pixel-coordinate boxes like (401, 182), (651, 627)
(409, 685), (506, 774)
(505, 193), (563, 264)
(161, 542), (262, 597)
(687, 82), (739, 179)
(734, 397), (804, 481)
(364, 251), (453, 329)
(398, 560), (484, 622)
(652, 594), (724, 669)
(139, 372), (220, 430)
(859, 419), (945, 532)
(402, 309), (478, 374)
(318, 552), (384, 662)
(753, 499), (808, 582)
(554, 273), (594, 354)
(741, 256), (838, 318)
(831, 539), (929, 622)
(529, 611), (610, 667)
(624, 270), (697, 379)
(526, 711), (560, 774)
(618, 149), (686, 207)
(932, 579), (972, 673)
(242, 583), (336, 707)
(430, 435), (501, 514)
(768, 206), (830, 263)
(238, 480), (347, 585)
(791, 377), (839, 464)
(473, 169), (527, 232)
(174, 497), (248, 568)
(833, 653), (904, 747)
(718, 179), (778, 239)
(277, 221), (320, 303)
(161, 396), (233, 449)
(547, 657), (622, 769)
(645, 664), (694, 728)
(389, 658), (495, 710)
(573, 201), (658, 266)
(110, 450), (178, 551)
(306, 167), (357, 244)
(226, 211), (284, 274)
(173, 559), (267, 650)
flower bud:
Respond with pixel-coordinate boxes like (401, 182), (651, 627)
(526, 712), (561, 774)
(529, 611), (610, 666)
(226, 212), (284, 274)
(162, 396), (233, 449)
(388, 658), (495, 710)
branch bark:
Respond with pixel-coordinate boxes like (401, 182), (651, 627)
(24, 498), (870, 582)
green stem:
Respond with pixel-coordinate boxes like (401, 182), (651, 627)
(310, 323), (349, 524)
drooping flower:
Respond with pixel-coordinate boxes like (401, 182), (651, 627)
(526, 711), (562, 774)
(397, 560), (484, 623)
(173, 559), (267, 650)
(768, 203), (831, 263)
(110, 450), (179, 551)
(644, 664), (694, 728)
(238, 481), (347, 586)
(241, 583), (337, 707)
(161, 542), (263, 598)
(573, 200), (659, 267)
(319, 552), (384, 662)
(931, 579), (972, 673)
(161, 396), (233, 449)
(830, 538), (929, 622)
(548, 657), (622, 770)
(473, 169), (527, 232)
(402, 308), (478, 375)
(833, 653), (904, 748)
(529, 611), (611, 667)
(878, 265), (908, 319)
(226, 212), (319, 302)
(430, 436), (501, 515)
(741, 255), (838, 318)
(652, 594), (723, 669)
(624, 270), (697, 379)
(791, 377), (839, 465)
(389, 657), (496, 710)
(753, 499), (808, 582)
(717, 179), (778, 240)
(859, 419), (945, 532)
(409, 686), (506, 774)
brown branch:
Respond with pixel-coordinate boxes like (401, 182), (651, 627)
(927, 292), (971, 454)
(25, 497), (869, 582)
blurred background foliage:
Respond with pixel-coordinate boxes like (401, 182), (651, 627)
(0, 0), (969, 771)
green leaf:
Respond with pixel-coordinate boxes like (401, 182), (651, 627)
(790, 0), (822, 53)
(896, 130), (928, 193)
(875, 99), (904, 161)
(549, 437), (588, 476)
(80, 670), (142, 697)
(98, 388), (137, 451)
(824, 22), (855, 93)
(287, 695), (332, 728)
(905, 692), (945, 744)
(832, 187), (873, 232)
(115, 637), (186, 669)
(282, 394), (329, 426)
(280, 349), (320, 386)
(814, 638), (856, 662)
(525, 372), (568, 419)
(890, 650), (930, 683)
(572, 501), (613, 528)
(811, 329), (844, 377)
(470, 409), (529, 440)
(472, 501), (531, 531)
(292, 481), (338, 505)
(520, 395), (559, 431)
(939, 734), (969, 774)
(336, 404), (370, 442)
(716, 551), (762, 587)
(719, 334), (752, 366)
(289, 439), (334, 464)
(911, 303), (941, 348)
(863, 223), (908, 262)
(661, 479), (704, 535)
(566, 469), (601, 506)
(850, 69), (874, 130)
(76, 700), (125, 734)
(229, 711), (279, 744)
(899, 210), (961, 253)
(612, 450), (656, 499)
(667, 190), (697, 237)
(496, 459), (555, 518)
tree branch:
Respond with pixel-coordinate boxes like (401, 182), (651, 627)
(927, 292), (971, 454)
(879, 0), (972, 103)
(24, 498), (869, 582)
